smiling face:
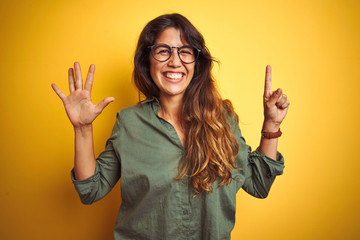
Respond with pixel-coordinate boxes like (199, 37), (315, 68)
(150, 27), (195, 102)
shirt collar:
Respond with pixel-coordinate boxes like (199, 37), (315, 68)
(140, 97), (159, 104)
(141, 97), (161, 115)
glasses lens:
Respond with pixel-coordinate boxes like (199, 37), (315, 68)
(152, 44), (171, 62)
(178, 46), (196, 63)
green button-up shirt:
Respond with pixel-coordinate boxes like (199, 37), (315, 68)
(71, 98), (285, 240)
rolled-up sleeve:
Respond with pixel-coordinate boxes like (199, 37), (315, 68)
(241, 147), (284, 198)
(232, 123), (285, 199)
(70, 113), (122, 205)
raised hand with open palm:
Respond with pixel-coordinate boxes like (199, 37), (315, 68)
(51, 62), (115, 128)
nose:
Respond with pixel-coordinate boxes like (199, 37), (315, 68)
(167, 48), (182, 67)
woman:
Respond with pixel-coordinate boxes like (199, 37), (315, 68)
(52, 13), (289, 240)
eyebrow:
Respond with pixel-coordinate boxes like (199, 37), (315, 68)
(155, 43), (191, 47)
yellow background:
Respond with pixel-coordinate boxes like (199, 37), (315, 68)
(1, 0), (359, 239)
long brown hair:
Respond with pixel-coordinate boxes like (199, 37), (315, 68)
(133, 13), (239, 196)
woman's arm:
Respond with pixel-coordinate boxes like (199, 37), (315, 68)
(258, 65), (290, 160)
(52, 62), (115, 180)
(259, 120), (279, 160)
(73, 124), (96, 180)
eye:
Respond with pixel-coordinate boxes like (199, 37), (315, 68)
(153, 45), (171, 55)
(157, 49), (170, 55)
(179, 47), (194, 55)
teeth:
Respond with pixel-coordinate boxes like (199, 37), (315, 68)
(165, 72), (183, 79)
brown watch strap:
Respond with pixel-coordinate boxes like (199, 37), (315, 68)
(261, 128), (282, 139)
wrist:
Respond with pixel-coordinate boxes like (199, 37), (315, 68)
(74, 124), (93, 134)
(262, 120), (280, 132)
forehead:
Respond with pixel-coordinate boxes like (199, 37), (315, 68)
(154, 27), (189, 46)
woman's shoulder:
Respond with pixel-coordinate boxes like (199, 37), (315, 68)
(116, 98), (157, 123)
(222, 99), (239, 130)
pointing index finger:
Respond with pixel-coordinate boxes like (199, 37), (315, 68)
(265, 65), (272, 92)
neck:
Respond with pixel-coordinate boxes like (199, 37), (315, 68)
(158, 94), (183, 123)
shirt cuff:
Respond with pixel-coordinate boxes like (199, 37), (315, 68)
(70, 164), (100, 185)
(253, 147), (285, 176)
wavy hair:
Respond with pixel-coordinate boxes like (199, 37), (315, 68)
(133, 13), (239, 196)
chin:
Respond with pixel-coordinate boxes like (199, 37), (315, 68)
(161, 90), (186, 98)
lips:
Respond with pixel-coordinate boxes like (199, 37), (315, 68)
(162, 71), (185, 82)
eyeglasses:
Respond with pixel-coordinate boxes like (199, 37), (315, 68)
(148, 43), (201, 64)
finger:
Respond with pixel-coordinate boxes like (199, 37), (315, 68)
(276, 94), (287, 107)
(68, 68), (75, 92)
(74, 62), (83, 90)
(268, 88), (282, 106)
(280, 100), (290, 109)
(95, 97), (115, 114)
(84, 64), (95, 93)
(264, 65), (272, 92)
(51, 83), (66, 101)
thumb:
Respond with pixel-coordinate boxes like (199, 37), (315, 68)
(267, 88), (282, 105)
(95, 97), (115, 114)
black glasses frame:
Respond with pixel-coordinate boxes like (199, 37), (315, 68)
(147, 43), (201, 64)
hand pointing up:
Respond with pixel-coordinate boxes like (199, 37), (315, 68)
(263, 65), (289, 126)
(51, 62), (115, 128)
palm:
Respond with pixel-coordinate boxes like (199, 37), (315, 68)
(63, 89), (97, 126)
(52, 62), (114, 128)
(263, 65), (289, 125)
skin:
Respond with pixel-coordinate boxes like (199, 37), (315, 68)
(149, 27), (195, 146)
(51, 63), (114, 180)
(259, 65), (290, 160)
(51, 33), (289, 181)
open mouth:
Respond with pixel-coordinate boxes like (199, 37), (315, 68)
(162, 72), (185, 82)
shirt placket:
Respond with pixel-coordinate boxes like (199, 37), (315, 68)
(178, 175), (192, 240)
(160, 120), (193, 239)
(152, 100), (193, 239)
